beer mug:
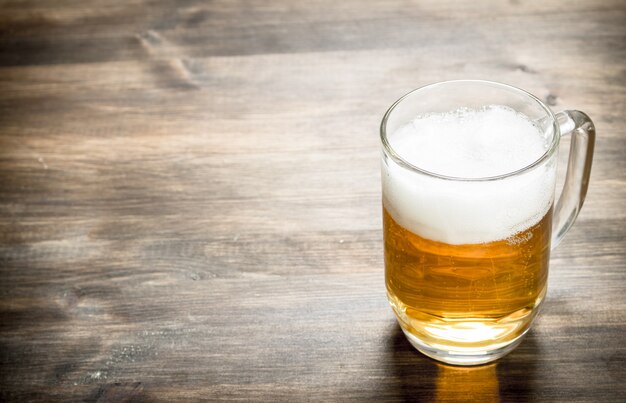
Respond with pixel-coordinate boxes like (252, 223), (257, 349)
(381, 80), (595, 365)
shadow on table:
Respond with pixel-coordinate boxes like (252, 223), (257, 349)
(380, 323), (539, 402)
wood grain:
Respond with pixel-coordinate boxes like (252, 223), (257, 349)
(0, 0), (625, 401)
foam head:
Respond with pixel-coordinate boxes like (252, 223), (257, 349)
(382, 105), (557, 245)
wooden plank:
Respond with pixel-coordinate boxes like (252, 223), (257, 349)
(0, 0), (625, 65)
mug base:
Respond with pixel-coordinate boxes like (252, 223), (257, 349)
(401, 327), (528, 366)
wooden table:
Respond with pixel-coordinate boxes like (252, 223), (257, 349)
(1, 0), (624, 401)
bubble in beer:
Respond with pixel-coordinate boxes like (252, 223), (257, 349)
(383, 105), (556, 245)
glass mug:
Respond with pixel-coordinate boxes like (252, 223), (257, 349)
(381, 80), (595, 365)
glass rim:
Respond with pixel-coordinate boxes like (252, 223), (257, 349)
(380, 79), (560, 182)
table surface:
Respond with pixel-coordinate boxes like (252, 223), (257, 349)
(1, 0), (625, 401)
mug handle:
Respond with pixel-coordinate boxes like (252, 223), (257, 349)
(551, 110), (596, 249)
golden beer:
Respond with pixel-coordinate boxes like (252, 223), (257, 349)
(384, 206), (551, 352)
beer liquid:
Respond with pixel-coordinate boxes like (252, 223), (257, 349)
(384, 207), (550, 351)
(383, 105), (556, 353)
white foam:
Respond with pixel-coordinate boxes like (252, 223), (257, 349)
(383, 105), (556, 245)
